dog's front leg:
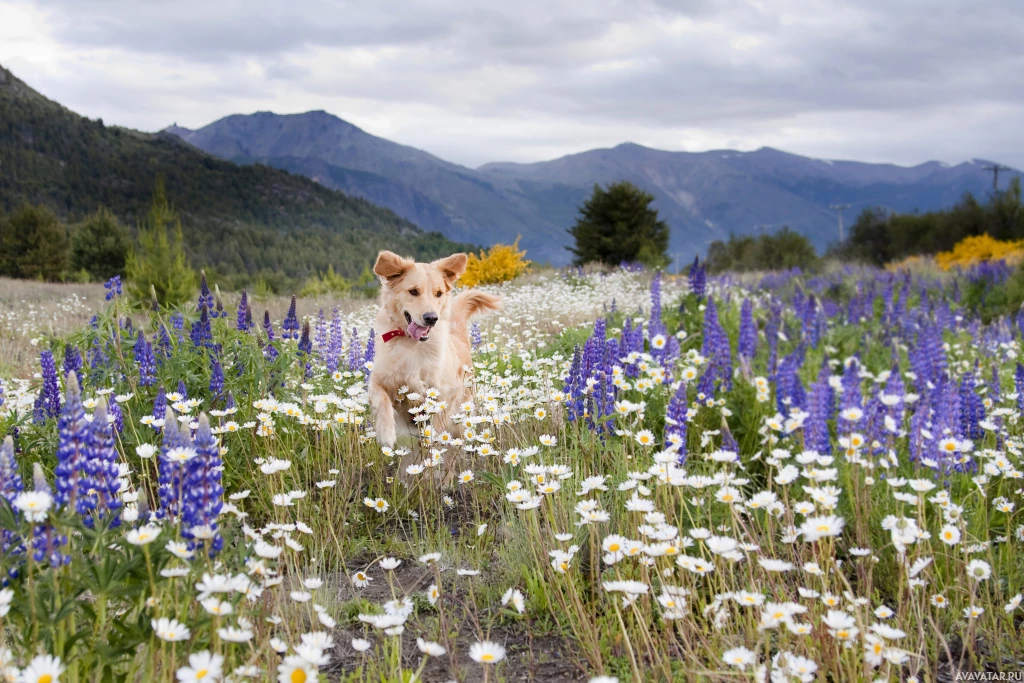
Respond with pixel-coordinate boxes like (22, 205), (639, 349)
(370, 381), (397, 448)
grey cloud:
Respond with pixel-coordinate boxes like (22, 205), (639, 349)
(4, 0), (1024, 167)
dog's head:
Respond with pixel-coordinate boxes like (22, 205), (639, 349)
(373, 251), (468, 341)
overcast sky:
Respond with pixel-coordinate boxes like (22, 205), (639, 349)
(2, 0), (1023, 168)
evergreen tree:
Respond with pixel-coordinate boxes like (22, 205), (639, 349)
(71, 207), (131, 280)
(125, 177), (197, 307)
(568, 182), (670, 268)
(0, 204), (69, 281)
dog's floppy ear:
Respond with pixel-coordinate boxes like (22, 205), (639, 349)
(374, 250), (414, 285)
(432, 253), (468, 285)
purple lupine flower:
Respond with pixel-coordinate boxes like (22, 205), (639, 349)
(738, 299), (756, 362)
(88, 336), (107, 376)
(563, 345), (585, 423)
(364, 329), (375, 369)
(774, 348), (807, 416)
(181, 414), (224, 555)
(157, 407), (190, 520)
(327, 308), (343, 373)
(665, 381), (689, 464)
(156, 323), (173, 360)
(0, 436), (22, 559)
(696, 366), (716, 401)
(198, 271), (215, 312)
(35, 350), (62, 422)
(958, 371), (984, 442)
(721, 425), (738, 453)
(282, 296), (300, 341)
(298, 321), (313, 377)
(53, 372), (91, 514)
(0, 436), (22, 501)
(765, 301), (781, 375)
(170, 311), (185, 331)
(176, 380), (189, 401)
(31, 468), (69, 566)
(103, 275), (122, 301)
(263, 310), (279, 361)
(152, 386), (167, 424)
(190, 302), (213, 348)
(237, 290), (252, 332)
(209, 355), (225, 399)
(688, 256), (705, 300)
(213, 285), (225, 319)
(62, 344), (83, 379)
(347, 327), (363, 372)
(701, 298), (732, 391)
(108, 400), (124, 434)
(298, 321), (312, 357)
(314, 309), (328, 357)
(804, 362), (834, 454)
(82, 398), (123, 527)
(617, 319), (642, 378)
(839, 359), (863, 419)
(470, 323), (482, 348)
(1015, 363), (1024, 414)
(134, 332), (157, 387)
(649, 271), (663, 330)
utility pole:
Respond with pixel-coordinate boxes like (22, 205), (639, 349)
(829, 204), (851, 243)
(982, 164), (1011, 193)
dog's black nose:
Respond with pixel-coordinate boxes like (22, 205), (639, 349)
(422, 312), (438, 327)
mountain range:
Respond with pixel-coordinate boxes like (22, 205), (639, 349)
(168, 111), (1021, 265)
(0, 65), (467, 289)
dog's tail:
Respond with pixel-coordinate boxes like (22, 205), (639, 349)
(450, 290), (501, 330)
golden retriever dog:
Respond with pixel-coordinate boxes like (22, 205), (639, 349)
(369, 251), (500, 473)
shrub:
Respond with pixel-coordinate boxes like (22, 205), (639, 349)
(934, 234), (1024, 270)
(0, 204), (70, 281)
(125, 177), (197, 307)
(705, 227), (819, 274)
(71, 207), (131, 280)
(568, 182), (669, 268)
(461, 238), (531, 287)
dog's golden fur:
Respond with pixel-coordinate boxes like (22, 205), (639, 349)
(369, 251), (501, 464)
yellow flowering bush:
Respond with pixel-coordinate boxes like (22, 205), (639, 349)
(461, 237), (531, 287)
(935, 234), (1024, 270)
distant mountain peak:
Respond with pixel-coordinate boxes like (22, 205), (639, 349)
(164, 108), (1017, 264)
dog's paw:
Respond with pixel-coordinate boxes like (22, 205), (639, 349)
(376, 420), (397, 449)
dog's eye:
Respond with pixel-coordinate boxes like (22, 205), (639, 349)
(409, 288), (419, 297)
(435, 290), (443, 298)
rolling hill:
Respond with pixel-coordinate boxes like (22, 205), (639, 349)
(169, 111), (1021, 266)
(0, 65), (470, 289)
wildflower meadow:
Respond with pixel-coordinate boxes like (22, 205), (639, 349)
(0, 263), (1022, 683)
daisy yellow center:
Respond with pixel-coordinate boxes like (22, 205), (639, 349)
(837, 629), (849, 638)
(817, 525), (830, 532)
(480, 654), (495, 662)
(291, 670), (307, 683)
(608, 544), (620, 552)
(195, 670), (208, 679)
(39, 676), (54, 683)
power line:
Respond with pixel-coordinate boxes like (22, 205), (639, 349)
(982, 164), (1011, 193)
(829, 204), (851, 243)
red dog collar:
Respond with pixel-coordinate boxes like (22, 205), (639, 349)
(381, 329), (406, 343)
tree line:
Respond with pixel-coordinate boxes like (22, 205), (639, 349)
(828, 178), (1024, 266)
(0, 204), (129, 282)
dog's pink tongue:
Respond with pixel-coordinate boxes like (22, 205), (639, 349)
(407, 321), (430, 340)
